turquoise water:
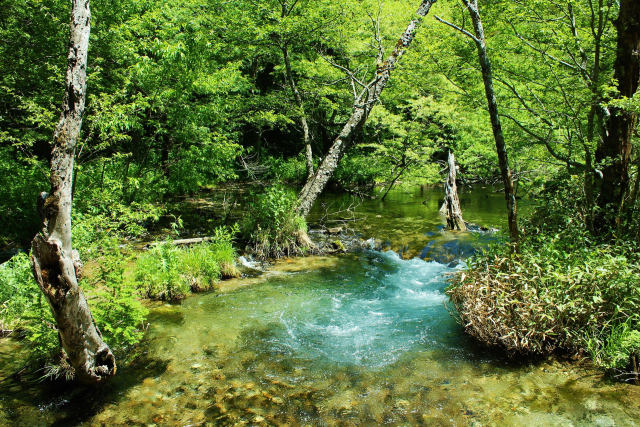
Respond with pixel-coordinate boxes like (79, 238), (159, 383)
(0, 187), (638, 425)
(218, 251), (460, 368)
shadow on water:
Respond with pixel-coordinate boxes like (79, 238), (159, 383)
(1, 186), (639, 425)
(0, 351), (169, 426)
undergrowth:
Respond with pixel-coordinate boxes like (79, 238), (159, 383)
(447, 178), (640, 382)
(135, 226), (239, 301)
(242, 185), (310, 259)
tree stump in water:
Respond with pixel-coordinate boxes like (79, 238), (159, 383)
(440, 151), (466, 231)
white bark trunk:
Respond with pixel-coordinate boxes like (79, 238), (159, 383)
(296, 0), (438, 217)
(30, 0), (116, 384)
(440, 151), (466, 231)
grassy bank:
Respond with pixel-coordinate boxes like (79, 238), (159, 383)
(0, 226), (239, 377)
(447, 185), (640, 383)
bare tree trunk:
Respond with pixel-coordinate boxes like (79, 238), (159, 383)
(453, 0), (519, 244)
(296, 0), (437, 217)
(440, 151), (466, 231)
(30, 0), (116, 384)
(594, 0), (640, 233)
(282, 43), (314, 181)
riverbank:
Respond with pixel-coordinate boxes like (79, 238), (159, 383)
(2, 250), (639, 425)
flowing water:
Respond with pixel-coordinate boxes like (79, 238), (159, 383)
(0, 187), (639, 426)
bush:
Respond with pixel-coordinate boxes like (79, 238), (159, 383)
(262, 155), (308, 184)
(0, 252), (38, 332)
(0, 253), (59, 360)
(0, 246), (150, 372)
(589, 318), (640, 382)
(448, 237), (640, 353)
(135, 227), (238, 300)
(447, 180), (640, 381)
(333, 154), (386, 191)
(89, 241), (149, 356)
(241, 185), (309, 259)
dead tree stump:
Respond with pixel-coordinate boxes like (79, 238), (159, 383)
(440, 151), (466, 231)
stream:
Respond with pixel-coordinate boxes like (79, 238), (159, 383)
(0, 187), (639, 425)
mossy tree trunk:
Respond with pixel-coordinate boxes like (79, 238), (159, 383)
(30, 0), (116, 385)
(594, 0), (640, 234)
(295, 0), (438, 217)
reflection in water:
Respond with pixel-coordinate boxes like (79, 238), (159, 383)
(309, 186), (513, 259)
(1, 250), (638, 425)
(0, 187), (638, 425)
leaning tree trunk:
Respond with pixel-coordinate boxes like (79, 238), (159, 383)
(296, 0), (438, 217)
(463, 0), (519, 245)
(594, 0), (640, 234)
(282, 42), (314, 181)
(440, 151), (466, 231)
(30, 0), (116, 384)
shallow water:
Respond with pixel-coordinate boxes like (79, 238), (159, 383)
(0, 187), (639, 426)
(307, 186), (516, 260)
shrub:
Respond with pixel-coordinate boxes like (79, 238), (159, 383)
(447, 179), (640, 381)
(448, 238), (640, 354)
(0, 247), (149, 372)
(242, 185), (309, 259)
(589, 318), (640, 383)
(89, 241), (149, 356)
(262, 155), (308, 184)
(0, 253), (58, 359)
(135, 242), (187, 300)
(0, 252), (38, 332)
(135, 227), (238, 300)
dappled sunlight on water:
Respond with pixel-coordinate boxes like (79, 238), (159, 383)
(0, 188), (638, 425)
(2, 250), (638, 425)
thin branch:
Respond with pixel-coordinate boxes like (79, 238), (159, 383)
(434, 15), (480, 44)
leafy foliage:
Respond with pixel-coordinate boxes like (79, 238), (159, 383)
(135, 227), (238, 301)
(242, 185), (308, 259)
(0, 246), (150, 366)
(448, 180), (640, 380)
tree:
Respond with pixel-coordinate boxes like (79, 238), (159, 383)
(595, 0), (640, 234)
(30, 0), (116, 384)
(436, 0), (519, 244)
(295, 0), (438, 217)
(365, 97), (444, 200)
(278, 0), (315, 180)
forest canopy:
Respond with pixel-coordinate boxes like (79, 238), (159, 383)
(0, 0), (639, 386)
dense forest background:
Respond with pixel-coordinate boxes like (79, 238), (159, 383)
(1, 0), (639, 384)
(5, 0), (629, 248)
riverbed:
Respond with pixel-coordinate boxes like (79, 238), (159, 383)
(0, 187), (638, 425)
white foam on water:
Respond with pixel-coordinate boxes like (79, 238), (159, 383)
(264, 250), (462, 367)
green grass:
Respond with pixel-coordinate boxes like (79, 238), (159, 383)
(135, 236), (238, 301)
(447, 182), (640, 382)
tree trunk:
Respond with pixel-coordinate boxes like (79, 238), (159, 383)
(30, 0), (116, 385)
(463, 0), (519, 245)
(594, 0), (640, 233)
(296, 0), (437, 217)
(282, 43), (314, 181)
(440, 151), (466, 231)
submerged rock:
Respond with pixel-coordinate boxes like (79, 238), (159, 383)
(328, 227), (344, 235)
